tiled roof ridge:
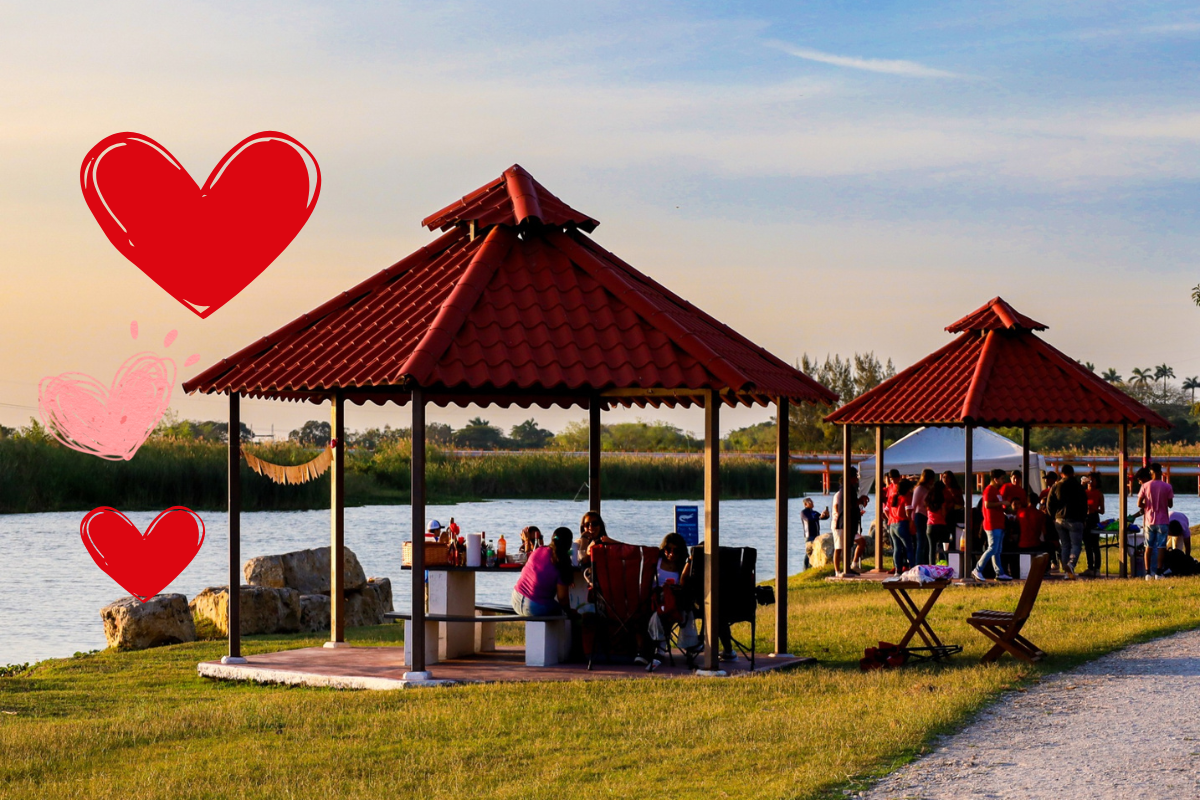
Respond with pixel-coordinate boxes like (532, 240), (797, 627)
(421, 165), (599, 233)
(962, 330), (999, 421)
(400, 225), (516, 386)
(946, 296), (1047, 333)
(182, 227), (468, 393)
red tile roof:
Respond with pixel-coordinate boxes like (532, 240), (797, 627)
(826, 300), (1170, 428)
(422, 165), (599, 233)
(184, 168), (836, 409)
(946, 296), (1047, 332)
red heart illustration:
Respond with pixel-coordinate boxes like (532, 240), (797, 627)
(80, 132), (320, 318)
(81, 507), (206, 602)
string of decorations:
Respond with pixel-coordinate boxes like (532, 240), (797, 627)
(243, 442), (335, 485)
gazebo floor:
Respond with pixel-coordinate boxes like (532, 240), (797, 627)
(197, 646), (814, 689)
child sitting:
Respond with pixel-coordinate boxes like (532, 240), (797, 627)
(647, 533), (700, 665)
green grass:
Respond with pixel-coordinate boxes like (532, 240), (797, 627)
(3, 575), (1198, 799)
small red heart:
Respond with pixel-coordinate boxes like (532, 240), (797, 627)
(81, 507), (206, 602)
(80, 132), (320, 318)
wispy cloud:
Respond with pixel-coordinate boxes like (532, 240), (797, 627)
(766, 40), (961, 78)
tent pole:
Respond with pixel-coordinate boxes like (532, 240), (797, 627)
(1119, 424), (1128, 578)
(701, 389), (721, 672)
(326, 391), (347, 648)
(774, 397), (789, 656)
(406, 386), (430, 678)
(222, 392), (245, 664)
(964, 425), (975, 577)
(874, 426), (884, 572)
(1021, 425), (1030, 491)
(842, 424), (853, 575)
(589, 398), (602, 513)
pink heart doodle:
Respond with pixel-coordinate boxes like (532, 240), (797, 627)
(39, 353), (176, 461)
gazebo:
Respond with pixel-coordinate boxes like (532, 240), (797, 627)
(183, 165), (837, 678)
(824, 297), (1170, 577)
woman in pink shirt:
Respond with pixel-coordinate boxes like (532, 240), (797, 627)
(512, 527), (574, 616)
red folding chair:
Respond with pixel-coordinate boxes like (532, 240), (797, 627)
(584, 543), (659, 670)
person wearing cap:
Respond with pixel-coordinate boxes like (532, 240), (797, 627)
(426, 519), (443, 542)
(512, 527), (573, 617)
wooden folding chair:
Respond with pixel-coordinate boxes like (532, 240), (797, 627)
(967, 553), (1049, 664)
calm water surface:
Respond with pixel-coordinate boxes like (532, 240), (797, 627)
(2, 492), (1185, 665)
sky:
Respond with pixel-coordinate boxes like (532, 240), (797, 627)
(2, 1), (1200, 440)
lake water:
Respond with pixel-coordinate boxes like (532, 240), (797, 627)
(3, 492), (1191, 666)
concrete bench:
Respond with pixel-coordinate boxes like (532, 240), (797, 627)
(384, 611), (570, 667)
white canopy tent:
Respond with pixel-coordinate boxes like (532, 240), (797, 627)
(858, 426), (1047, 494)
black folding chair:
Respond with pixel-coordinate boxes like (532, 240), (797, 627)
(688, 546), (762, 670)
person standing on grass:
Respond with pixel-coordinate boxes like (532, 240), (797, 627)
(832, 467), (867, 576)
(1138, 463), (1174, 579)
(973, 469), (1014, 581)
(801, 497), (830, 570)
(1047, 464), (1088, 579)
(1082, 472), (1105, 577)
(1039, 471), (1061, 569)
(911, 469), (936, 565)
(926, 479), (952, 564)
(889, 478), (915, 573)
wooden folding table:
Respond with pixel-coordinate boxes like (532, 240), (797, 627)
(881, 577), (961, 661)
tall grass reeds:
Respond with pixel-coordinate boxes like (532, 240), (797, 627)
(0, 436), (794, 513)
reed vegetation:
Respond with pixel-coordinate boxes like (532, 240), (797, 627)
(0, 435), (793, 513)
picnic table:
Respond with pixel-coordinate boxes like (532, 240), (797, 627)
(881, 577), (962, 662)
(395, 563), (586, 666)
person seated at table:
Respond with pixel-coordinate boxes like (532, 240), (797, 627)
(577, 510), (619, 566)
(519, 525), (544, 554)
(511, 527), (573, 617)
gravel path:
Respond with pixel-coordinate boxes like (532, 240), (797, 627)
(862, 628), (1200, 799)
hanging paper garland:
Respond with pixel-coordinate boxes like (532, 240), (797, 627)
(244, 445), (334, 485)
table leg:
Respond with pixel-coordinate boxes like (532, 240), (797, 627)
(428, 571), (476, 659)
(890, 587), (945, 649)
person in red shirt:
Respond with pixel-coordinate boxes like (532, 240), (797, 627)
(888, 477), (915, 572)
(1000, 470), (1028, 513)
(1082, 472), (1105, 577)
(972, 468), (1013, 581)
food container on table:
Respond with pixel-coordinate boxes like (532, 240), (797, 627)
(402, 540), (451, 567)
(466, 532), (483, 567)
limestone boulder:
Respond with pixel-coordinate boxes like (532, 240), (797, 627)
(190, 585), (300, 636)
(808, 533), (835, 569)
(299, 594), (331, 633)
(101, 594), (196, 651)
(346, 577), (394, 627)
(243, 546), (366, 594)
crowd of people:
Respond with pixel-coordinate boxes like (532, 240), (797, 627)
(814, 462), (1192, 581)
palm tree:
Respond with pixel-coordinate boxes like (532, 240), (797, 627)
(1101, 368), (1122, 383)
(1130, 367), (1153, 388)
(1184, 377), (1200, 403)
(1079, 361), (1095, 372)
(1155, 363), (1175, 393)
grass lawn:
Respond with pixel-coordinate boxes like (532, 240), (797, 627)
(3, 571), (1199, 799)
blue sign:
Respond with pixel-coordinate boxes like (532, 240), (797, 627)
(675, 505), (700, 547)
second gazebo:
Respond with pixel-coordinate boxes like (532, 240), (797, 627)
(825, 297), (1170, 578)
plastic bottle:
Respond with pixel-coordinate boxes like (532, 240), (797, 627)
(497, 534), (507, 562)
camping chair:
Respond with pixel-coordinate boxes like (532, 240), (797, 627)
(688, 546), (761, 670)
(966, 553), (1049, 664)
(584, 543), (659, 670)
